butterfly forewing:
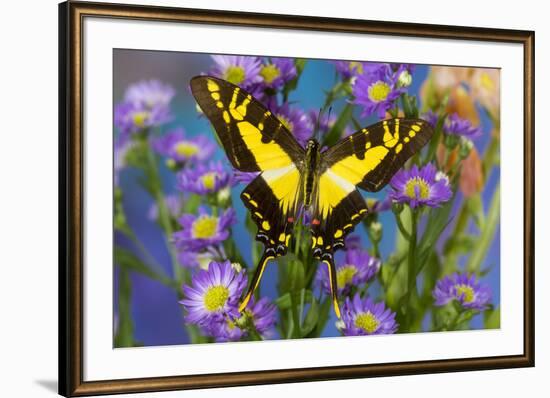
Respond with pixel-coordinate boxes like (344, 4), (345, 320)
(190, 76), (305, 172)
(322, 118), (434, 192)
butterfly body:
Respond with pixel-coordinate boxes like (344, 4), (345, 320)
(190, 75), (434, 318)
(303, 139), (321, 209)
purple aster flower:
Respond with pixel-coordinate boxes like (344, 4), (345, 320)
(424, 111), (482, 139)
(151, 127), (216, 165)
(316, 249), (381, 296)
(177, 161), (234, 195)
(207, 296), (277, 342)
(367, 196), (393, 213)
(147, 194), (184, 221)
(445, 113), (482, 138)
(123, 79), (175, 109)
(352, 63), (405, 118)
(341, 294), (398, 336)
(433, 273), (492, 311)
(210, 55), (262, 88)
(177, 249), (217, 269)
(114, 101), (172, 135)
(173, 207), (236, 251)
(390, 163), (452, 209)
(344, 234), (362, 250)
(180, 260), (247, 325)
(259, 57), (297, 89)
(234, 170), (259, 185)
(332, 60), (368, 79)
(274, 103), (313, 146)
(423, 110), (440, 129)
(114, 79), (175, 135)
(244, 297), (277, 337)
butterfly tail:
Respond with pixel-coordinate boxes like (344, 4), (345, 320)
(322, 255), (342, 319)
(239, 248), (276, 313)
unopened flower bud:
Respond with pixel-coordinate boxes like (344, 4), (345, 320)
(397, 70), (412, 88)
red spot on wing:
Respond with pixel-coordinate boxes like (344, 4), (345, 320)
(312, 219), (321, 225)
(287, 217), (294, 223)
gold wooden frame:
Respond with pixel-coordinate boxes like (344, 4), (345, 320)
(59, 1), (535, 396)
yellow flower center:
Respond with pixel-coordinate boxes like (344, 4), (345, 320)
(349, 61), (363, 74)
(277, 115), (294, 133)
(480, 72), (495, 91)
(368, 81), (391, 102)
(192, 215), (218, 239)
(404, 177), (431, 200)
(336, 265), (358, 288)
(174, 141), (199, 157)
(260, 64), (281, 84)
(203, 285), (230, 312)
(455, 284), (475, 303)
(354, 311), (379, 333)
(226, 318), (237, 330)
(201, 172), (219, 190)
(224, 66), (246, 85)
(132, 111), (149, 127)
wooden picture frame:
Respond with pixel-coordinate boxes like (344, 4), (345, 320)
(59, 1), (534, 396)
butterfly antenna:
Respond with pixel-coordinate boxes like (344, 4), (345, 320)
(313, 107), (322, 141)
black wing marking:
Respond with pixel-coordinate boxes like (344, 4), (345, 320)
(190, 76), (305, 172)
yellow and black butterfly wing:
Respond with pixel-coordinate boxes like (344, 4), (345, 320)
(321, 118), (434, 192)
(190, 76), (304, 311)
(310, 118), (434, 316)
(190, 76), (305, 172)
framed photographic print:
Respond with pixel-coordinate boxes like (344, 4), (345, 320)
(59, 1), (534, 396)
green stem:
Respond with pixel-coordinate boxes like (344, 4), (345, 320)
(248, 327), (263, 341)
(115, 267), (134, 347)
(289, 292), (302, 339)
(144, 144), (185, 285)
(447, 309), (463, 331)
(466, 184), (500, 273)
(404, 210), (418, 330)
(394, 213), (411, 241)
(294, 222), (303, 257)
(482, 135), (500, 181)
(124, 228), (164, 274)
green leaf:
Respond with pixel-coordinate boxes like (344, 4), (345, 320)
(275, 290), (314, 310)
(115, 247), (174, 288)
(417, 195), (456, 267)
(466, 184), (500, 273)
(311, 298), (333, 338)
(466, 193), (485, 229)
(484, 307), (501, 329)
(287, 258), (305, 292)
(300, 298), (320, 336)
(183, 193), (201, 214)
(443, 234), (475, 256)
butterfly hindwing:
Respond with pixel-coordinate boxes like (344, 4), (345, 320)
(322, 118), (434, 192)
(190, 76), (305, 172)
